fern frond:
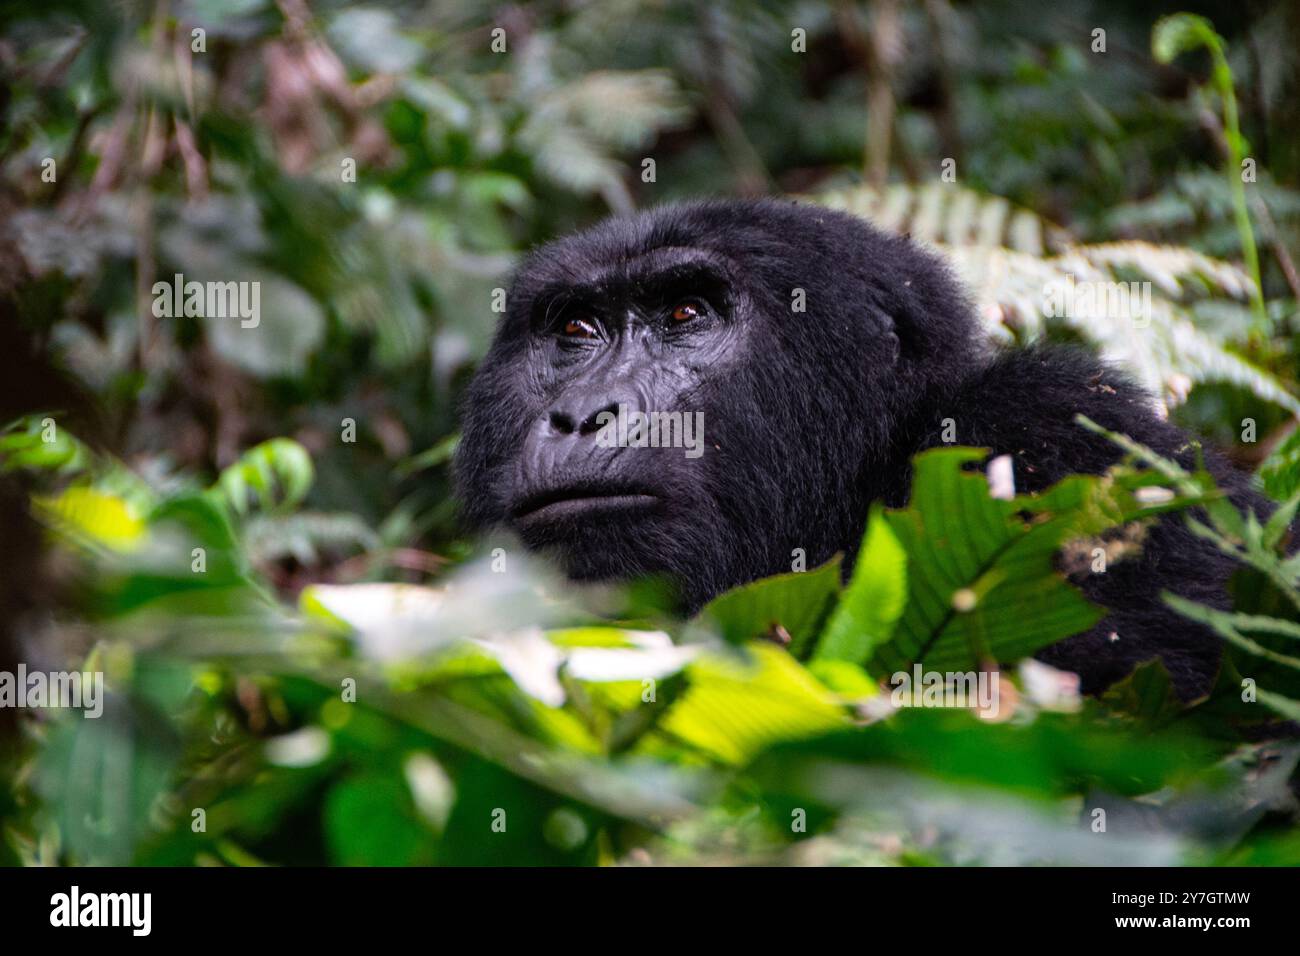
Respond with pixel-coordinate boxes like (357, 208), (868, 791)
(814, 184), (1300, 417)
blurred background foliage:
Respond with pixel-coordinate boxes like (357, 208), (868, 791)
(2, 0), (1300, 865)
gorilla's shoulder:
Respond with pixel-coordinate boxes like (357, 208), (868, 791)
(943, 345), (1227, 492)
(962, 346), (1159, 434)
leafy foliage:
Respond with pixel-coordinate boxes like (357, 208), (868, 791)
(4, 412), (1298, 866)
(1077, 415), (1300, 721)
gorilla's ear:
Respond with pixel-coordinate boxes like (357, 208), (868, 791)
(882, 327), (901, 364)
(864, 303), (901, 364)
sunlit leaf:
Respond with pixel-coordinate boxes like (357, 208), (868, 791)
(699, 555), (842, 653)
(815, 506), (907, 665)
(33, 486), (146, 552)
(658, 643), (848, 765)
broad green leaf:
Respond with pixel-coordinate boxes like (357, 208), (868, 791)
(327, 8), (423, 74)
(658, 642), (848, 765)
(806, 659), (879, 699)
(150, 493), (241, 556)
(88, 492), (270, 618)
(698, 555), (842, 654)
(33, 485), (145, 552)
(748, 707), (1213, 800)
(815, 505), (907, 665)
(872, 448), (1103, 674)
(205, 275), (326, 379)
(35, 698), (182, 865)
(324, 772), (437, 866)
(605, 671), (689, 754)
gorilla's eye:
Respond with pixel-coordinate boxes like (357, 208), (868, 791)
(561, 317), (599, 340)
(671, 301), (704, 323)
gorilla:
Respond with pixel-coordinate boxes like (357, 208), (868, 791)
(455, 198), (1250, 698)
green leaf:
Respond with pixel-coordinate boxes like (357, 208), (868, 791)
(324, 771), (437, 866)
(698, 555), (842, 653)
(0, 415), (89, 474)
(806, 659), (879, 699)
(1152, 14), (1220, 64)
(32, 485), (146, 552)
(748, 707), (1212, 800)
(659, 643), (848, 765)
(327, 8), (423, 74)
(212, 438), (314, 517)
(206, 276), (326, 379)
(1260, 426), (1300, 502)
(606, 671), (689, 754)
(1256, 688), (1300, 722)
(1097, 659), (1189, 727)
(1262, 491), (1299, 550)
(814, 505), (907, 665)
(1164, 593), (1300, 671)
(396, 433), (460, 478)
(871, 448), (1103, 675)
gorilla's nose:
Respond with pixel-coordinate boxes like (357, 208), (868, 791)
(547, 395), (634, 438)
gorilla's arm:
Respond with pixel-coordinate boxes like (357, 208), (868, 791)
(924, 347), (1210, 494)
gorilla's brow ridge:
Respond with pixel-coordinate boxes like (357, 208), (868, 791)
(529, 247), (735, 325)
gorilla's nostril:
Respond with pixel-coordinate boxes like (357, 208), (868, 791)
(548, 410), (576, 434)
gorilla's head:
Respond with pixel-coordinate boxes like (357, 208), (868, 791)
(455, 199), (982, 609)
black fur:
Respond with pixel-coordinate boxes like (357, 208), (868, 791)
(455, 198), (1247, 698)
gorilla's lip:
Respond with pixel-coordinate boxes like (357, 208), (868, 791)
(511, 484), (661, 526)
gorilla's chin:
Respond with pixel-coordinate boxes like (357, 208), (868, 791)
(511, 499), (735, 610)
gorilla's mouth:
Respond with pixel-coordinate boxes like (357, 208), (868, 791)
(511, 484), (661, 527)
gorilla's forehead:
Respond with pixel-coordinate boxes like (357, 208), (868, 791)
(526, 245), (737, 305)
(514, 200), (808, 299)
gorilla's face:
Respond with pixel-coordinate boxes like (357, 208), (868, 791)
(455, 200), (975, 609)
(500, 243), (748, 592)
